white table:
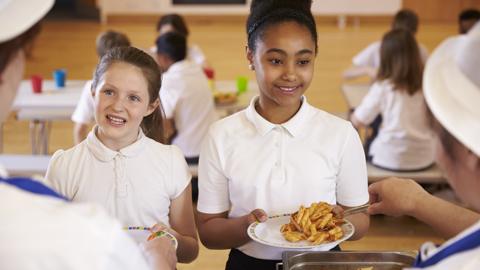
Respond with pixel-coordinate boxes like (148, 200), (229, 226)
(341, 83), (370, 109)
(10, 80), (86, 154)
(0, 154), (51, 177)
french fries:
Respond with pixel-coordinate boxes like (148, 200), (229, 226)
(281, 202), (344, 245)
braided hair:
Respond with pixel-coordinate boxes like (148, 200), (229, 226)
(246, 0), (317, 53)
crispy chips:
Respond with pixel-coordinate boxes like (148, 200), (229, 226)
(280, 202), (345, 245)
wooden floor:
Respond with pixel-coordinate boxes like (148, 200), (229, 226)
(3, 17), (457, 269)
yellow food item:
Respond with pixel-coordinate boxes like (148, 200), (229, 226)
(281, 202), (344, 245)
(214, 92), (237, 104)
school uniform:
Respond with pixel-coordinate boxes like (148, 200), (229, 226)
(353, 41), (429, 68)
(160, 59), (218, 159)
(0, 178), (151, 270)
(407, 220), (480, 269)
(71, 80), (94, 124)
(197, 97), (369, 264)
(353, 80), (435, 171)
(44, 127), (191, 228)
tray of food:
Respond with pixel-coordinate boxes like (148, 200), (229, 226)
(280, 251), (416, 270)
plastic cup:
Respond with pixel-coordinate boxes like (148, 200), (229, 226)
(31, 75), (43, 93)
(53, 69), (67, 88)
(236, 76), (248, 95)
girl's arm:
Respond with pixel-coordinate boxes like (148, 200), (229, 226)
(339, 204), (370, 240)
(166, 184), (199, 263)
(196, 209), (267, 249)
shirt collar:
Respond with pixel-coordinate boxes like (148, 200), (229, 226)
(245, 96), (311, 137)
(86, 126), (146, 162)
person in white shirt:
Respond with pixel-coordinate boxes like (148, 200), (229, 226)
(45, 47), (199, 263)
(156, 32), (218, 159)
(196, 1), (369, 269)
(0, 1), (175, 269)
(152, 13), (211, 70)
(351, 29), (435, 171)
(155, 32), (219, 202)
(343, 9), (429, 80)
(368, 22), (480, 269)
(71, 30), (131, 145)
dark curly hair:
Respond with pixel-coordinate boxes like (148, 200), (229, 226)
(246, 0), (317, 53)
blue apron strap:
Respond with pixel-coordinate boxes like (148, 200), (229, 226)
(414, 227), (480, 268)
(0, 177), (67, 201)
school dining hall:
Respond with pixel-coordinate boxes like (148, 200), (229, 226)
(1, 0), (480, 269)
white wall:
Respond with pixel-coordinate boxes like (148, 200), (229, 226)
(97, 0), (402, 20)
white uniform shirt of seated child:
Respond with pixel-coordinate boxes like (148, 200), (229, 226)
(198, 97), (369, 260)
(160, 59), (218, 158)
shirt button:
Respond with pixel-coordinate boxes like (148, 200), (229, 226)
(275, 162), (280, 167)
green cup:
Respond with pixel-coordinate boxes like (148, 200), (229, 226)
(236, 76), (248, 95)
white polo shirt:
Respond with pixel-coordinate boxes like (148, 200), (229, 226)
(197, 97), (369, 260)
(353, 80), (435, 170)
(353, 41), (429, 68)
(45, 127), (191, 228)
(71, 80), (95, 125)
(0, 183), (151, 270)
(160, 60), (218, 158)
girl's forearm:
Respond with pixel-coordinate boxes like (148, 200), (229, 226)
(175, 235), (198, 263)
(346, 212), (370, 240)
(198, 215), (252, 249)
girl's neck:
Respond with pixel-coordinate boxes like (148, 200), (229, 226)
(255, 98), (302, 124)
(95, 127), (140, 152)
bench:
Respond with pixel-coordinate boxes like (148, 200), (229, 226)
(367, 163), (446, 184)
(0, 154), (51, 177)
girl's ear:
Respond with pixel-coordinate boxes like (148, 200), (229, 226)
(246, 46), (254, 65)
(145, 97), (160, 116)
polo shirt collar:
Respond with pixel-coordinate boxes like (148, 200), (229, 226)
(245, 96), (311, 137)
(86, 126), (146, 162)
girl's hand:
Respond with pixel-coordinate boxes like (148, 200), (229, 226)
(246, 208), (268, 224)
(332, 205), (345, 218)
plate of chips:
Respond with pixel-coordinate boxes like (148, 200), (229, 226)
(247, 202), (354, 249)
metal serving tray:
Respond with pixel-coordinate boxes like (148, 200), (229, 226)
(280, 251), (416, 270)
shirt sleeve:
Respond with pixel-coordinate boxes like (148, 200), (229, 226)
(336, 125), (369, 207)
(160, 81), (178, 119)
(71, 81), (95, 124)
(352, 42), (379, 68)
(44, 149), (75, 199)
(188, 44), (206, 66)
(197, 126), (230, 214)
(353, 82), (383, 125)
(104, 227), (151, 270)
(170, 145), (192, 199)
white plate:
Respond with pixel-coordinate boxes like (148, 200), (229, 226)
(124, 229), (178, 249)
(247, 214), (354, 250)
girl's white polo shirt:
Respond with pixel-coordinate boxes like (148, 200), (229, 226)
(45, 127), (191, 228)
(197, 97), (369, 260)
(353, 80), (435, 170)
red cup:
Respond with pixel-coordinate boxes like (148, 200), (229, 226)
(31, 75), (43, 93)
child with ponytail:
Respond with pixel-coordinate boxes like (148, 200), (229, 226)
(45, 46), (199, 263)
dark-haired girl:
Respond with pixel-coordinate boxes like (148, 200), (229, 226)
(196, 1), (369, 269)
